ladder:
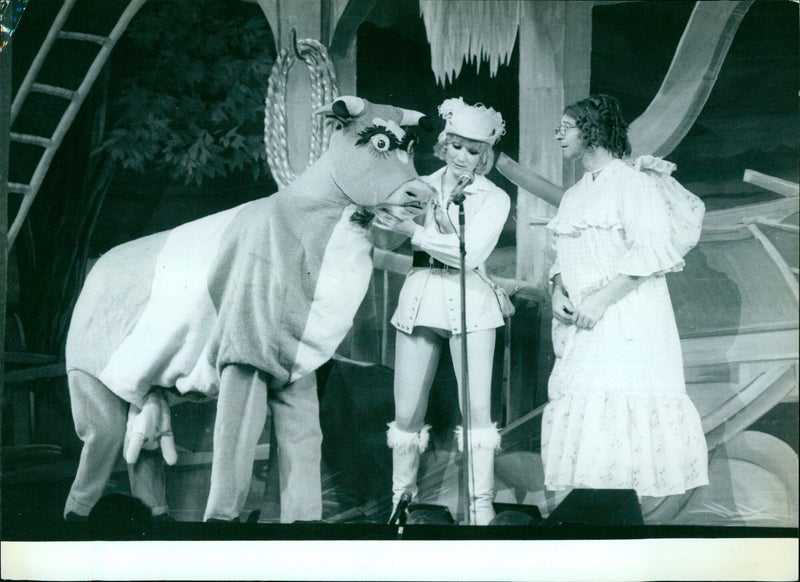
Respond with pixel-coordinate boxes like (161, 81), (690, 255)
(7, 0), (147, 247)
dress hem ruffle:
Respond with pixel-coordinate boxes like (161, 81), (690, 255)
(542, 391), (709, 498)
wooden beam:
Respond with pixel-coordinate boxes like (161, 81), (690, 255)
(629, 1), (754, 157)
(495, 153), (565, 208)
(702, 197), (799, 230)
(1, 28), (9, 386)
(328, 0), (379, 58)
(516, 1), (593, 287)
(743, 169), (800, 198)
(681, 329), (798, 368)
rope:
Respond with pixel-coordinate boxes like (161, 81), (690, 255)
(265, 36), (340, 189)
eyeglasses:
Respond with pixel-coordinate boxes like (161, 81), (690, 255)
(554, 124), (577, 137)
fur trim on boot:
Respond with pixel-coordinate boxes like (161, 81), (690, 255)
(387, 421), (431, 453)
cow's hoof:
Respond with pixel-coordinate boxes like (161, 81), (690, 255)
(64, 512), (88, 522)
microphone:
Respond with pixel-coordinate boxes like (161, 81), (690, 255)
(387, 490), (413, 525)
(447, 172), (475, 207)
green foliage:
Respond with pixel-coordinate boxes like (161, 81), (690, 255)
(103, 0), (274, 186)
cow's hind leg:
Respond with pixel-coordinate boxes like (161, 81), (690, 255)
(269, 373), (322, 523)
(64, 370), (128, 518)
(128, 450), (169, 518)
(204, 364), (268, 522)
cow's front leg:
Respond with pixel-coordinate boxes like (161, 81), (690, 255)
(269, 373), (322, 523)
(204, 364), (268, 522)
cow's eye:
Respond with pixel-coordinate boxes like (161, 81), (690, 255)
(370, 133), (392, 153)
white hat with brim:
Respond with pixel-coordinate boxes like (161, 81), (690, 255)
(439, 97), (505, 146)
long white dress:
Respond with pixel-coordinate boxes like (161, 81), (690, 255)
(542, 158), (709, 497)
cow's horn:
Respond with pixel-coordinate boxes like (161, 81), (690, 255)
(399, 108), (427, 128)
(315, 96), (365, 117)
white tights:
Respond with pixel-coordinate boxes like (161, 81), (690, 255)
(392, 326), (496, 432)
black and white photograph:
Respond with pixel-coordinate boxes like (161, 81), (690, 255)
(1, 0), (798, 580)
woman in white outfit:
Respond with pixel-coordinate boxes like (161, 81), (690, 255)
(372, 98), (510, 525)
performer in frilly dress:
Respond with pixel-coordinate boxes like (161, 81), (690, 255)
(543, 94), (709, 501)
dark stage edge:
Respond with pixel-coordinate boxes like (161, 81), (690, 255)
(2, 513), (796, 541)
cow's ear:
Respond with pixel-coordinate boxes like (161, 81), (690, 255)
(316, 97), (366, 130)
(316, 96), (365, 119)
(331, 99), (351, 119)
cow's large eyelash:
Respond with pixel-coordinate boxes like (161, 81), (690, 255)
(356, 125), (402, 149)
(367, 148), (392, 160)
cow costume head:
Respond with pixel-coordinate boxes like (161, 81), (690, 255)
(315, 96), (434, 220)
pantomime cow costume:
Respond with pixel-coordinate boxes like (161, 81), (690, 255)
(63, 97), (434, 523)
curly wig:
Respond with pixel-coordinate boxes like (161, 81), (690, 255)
(564, 94), (631, 159)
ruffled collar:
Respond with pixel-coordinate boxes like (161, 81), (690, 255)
(547, 158), (630, 235)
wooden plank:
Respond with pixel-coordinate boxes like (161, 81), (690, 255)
(747, 223), (799, 300)
(30, 82), (78, 99)
(681, 329), (798, 368)
(699, 364), (794, 434)
(171, 443), (271, 468)
(629, 1), (754, 157)
(495, 152), (564, 207)
(3, 352), (59, 365)
(7, 182), (31, 195)
(9, 131), (52, 147)
(57, 31), (110, 45)
(3, 362), (66, 384)
(743, 169), (799, 198)
(702, 197), (798, 229)
(704, 363), (797, 450)
(1, 26), (9, 389)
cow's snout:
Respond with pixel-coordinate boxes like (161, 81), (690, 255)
(372, 179), (436, 223)
(392, 178), (436, 208)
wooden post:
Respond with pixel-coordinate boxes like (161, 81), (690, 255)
(1, 37), (10, 379)
(516, 1), (593, 287)
(328, 0), (357, 95)
(256, 0), (324, 174)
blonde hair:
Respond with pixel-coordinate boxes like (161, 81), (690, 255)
(433, 133), (495, 175)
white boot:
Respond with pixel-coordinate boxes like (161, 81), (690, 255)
(387, 422), (431, 511)
(456, 424), (502, 526)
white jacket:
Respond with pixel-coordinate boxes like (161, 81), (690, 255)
(391, 167), (511, 334)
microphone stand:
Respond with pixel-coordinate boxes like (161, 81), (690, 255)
(388, 490), (411, 539)
(452, 191), (473, 526)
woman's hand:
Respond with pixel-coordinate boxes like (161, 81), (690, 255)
(551, 283), (575, 325)
(572, 291), (610, 329)
(571, 274), (646, 329)
(372, 211), (418, 238)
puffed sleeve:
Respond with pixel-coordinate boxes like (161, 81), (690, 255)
(411, 184), (510, 270)
(617, 170), (686, 277)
